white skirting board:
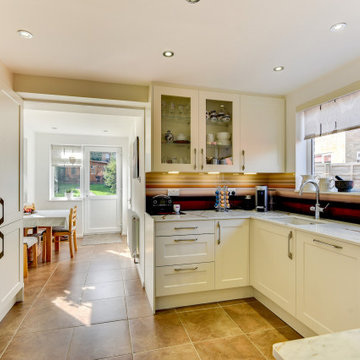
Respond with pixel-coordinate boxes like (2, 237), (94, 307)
(156, 286), (254, 310)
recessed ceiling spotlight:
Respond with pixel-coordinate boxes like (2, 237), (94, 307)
(51, 127), (57, 130)
(103, 130), (109, 133)
(163, 50), (174, 58)
(186, 0), (200, 3)
(330, 22), (347, 32)
(273, 66), (284, 72)
(17, 30), (33, 39)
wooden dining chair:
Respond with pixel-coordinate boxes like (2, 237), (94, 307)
(52, 206), (78, 258)
(23, 228), (45, 278)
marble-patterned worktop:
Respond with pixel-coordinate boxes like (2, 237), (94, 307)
(151, 210), (360, 246)
(273, 328), (360, 360)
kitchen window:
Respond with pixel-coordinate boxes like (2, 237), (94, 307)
(304, 90), (360, 191)
(51, 145), (82, 198)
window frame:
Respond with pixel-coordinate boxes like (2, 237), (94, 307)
(49, 144), (84, 201)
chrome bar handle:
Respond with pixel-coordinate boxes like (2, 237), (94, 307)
(241, 150), (245, 171)
(217, 221), (221, 245)
(201, 148), (204, 170)
(288, 231), (293, 260)
(0, 198), (4, 226)
(174, 266), (199, 272)
(174, 226), (198, 230)
(174, 238), (198, 242)
(194, 148), (197, 170)
(313, 239), (343, 250)
(0, 232), (4, 259)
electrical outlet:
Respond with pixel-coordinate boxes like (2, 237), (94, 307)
(228, 188), (236, 196)
(168, 189), (180, 196)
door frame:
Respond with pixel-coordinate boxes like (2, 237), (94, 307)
(83, 145), (122, 234)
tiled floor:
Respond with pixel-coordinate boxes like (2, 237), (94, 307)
(0, 234), (302, 359)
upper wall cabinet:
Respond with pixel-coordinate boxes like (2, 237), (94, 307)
(151, 85), (285, 173)
(199, 91), (240, 172)
(153, 86), (199, 172)
(240, 95), (285, 173)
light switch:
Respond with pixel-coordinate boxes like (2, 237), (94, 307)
(168, 189), (180, 196)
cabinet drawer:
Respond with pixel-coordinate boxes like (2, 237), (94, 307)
(156, 234), (214, 266)
(155, 220), (214, 237)
(156, 262), (214, 296)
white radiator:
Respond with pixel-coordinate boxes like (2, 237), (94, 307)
(128, 210), (140, 264)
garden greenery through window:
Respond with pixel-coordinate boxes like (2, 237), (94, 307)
(51, 145), (82, 198)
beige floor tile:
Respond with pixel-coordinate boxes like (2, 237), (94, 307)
(176, 302), (220, 313)
(179, 307), (243, 342)
(124, 279), (145, 296)
(2, 328), (73, 360)
(67, 320), (131, 360)
(133, 344), (199, 360)
(194, 335), (265, 360)
(121, 268), (140, 280)
(85, 269), (123, 285)
(248, 326), (302, 359)
(129, 313), (189, 353)
(101, 355), (133, 360)
(81, 296), (127, 324)
(126, 294), (153, 319)
(82, 280), (125, 301)
(223, 301), (286, 333)
(19, 300), (85, 333)
(88, 259), (123, 272)
(39, 283), (83, 305)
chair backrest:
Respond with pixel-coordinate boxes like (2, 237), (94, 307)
(69, 206), (77, 232)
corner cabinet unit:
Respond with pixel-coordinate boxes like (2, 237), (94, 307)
(151, 85), (284, 173)
(250, 220), (296, 315)
(296, 231), (360, 334)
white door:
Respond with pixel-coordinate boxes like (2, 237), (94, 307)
(84, 146), (122, 234)
(215, 219), (249, 289)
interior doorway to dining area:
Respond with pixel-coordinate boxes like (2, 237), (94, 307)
(23, 102), (145, 241)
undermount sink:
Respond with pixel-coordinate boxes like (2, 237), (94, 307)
(274, 216), (325, 226)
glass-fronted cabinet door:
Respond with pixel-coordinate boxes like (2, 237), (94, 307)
(199, 91), (240, 172)
(153, 86), (199, 172)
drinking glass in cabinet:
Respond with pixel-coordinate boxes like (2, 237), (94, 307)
(161, 95), (191, 164)
(205, 99), (233, 165)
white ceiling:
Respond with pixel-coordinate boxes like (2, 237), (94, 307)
(1, 0), (360, 95)
(24, 109), (136, 137)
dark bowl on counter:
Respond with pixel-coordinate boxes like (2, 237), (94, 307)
(335, 180), (354, 192)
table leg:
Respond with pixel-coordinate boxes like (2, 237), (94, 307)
(45, 226), (52, 262)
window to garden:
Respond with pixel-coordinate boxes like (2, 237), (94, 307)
(304, 89), (360, 192)
(51, 145), (82, 198)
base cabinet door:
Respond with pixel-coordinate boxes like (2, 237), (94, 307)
(296, 231), (360, 334)
(215, 219), (249, 289)
(0, 221), (23, 320)
(251, 220), (296, 315)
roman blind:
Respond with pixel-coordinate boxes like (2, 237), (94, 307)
(51, 145), (82, 166)
(304, 89), (360, 139)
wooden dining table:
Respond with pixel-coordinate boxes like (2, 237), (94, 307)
(23, 209), (70, 262)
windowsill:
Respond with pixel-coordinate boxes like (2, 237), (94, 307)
(49, 198), (83, 202)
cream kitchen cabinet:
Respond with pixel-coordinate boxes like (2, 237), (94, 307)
(215, 219), (249, 289)
(296, 231), (360, 334)
(250, 220), (296, 315)
(240, 95), (285, 173)
(0, 90), (22, 225)
(152, 86), (241, 173)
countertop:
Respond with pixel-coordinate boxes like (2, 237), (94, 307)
(151, 210), (360, 246)
(273, 328), (360, 360)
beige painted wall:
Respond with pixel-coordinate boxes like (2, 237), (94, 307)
(13, 74), (149, 103)
(285, 58), (360, 172)
(0, 60), (12, 89)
